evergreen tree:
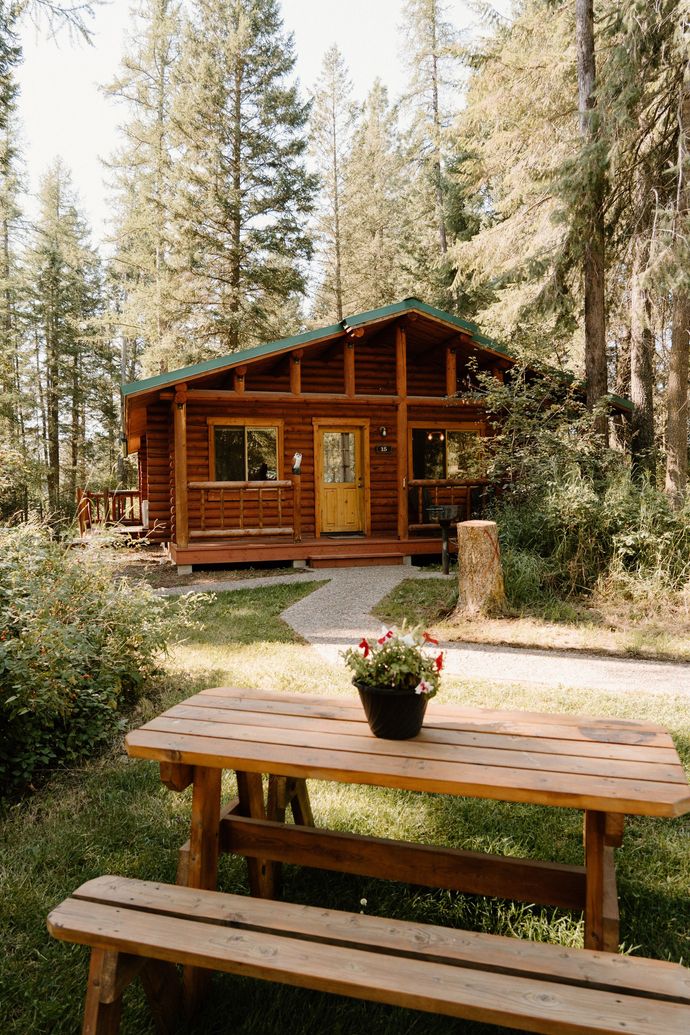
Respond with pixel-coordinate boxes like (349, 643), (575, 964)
(0, 1), (22, 442)
(170, 0), (316, 358)
(309, 44), (357, 323)
(339, 80), (405, 313)
(24, 161), (104, 515)
(399, 0), (459, 305)
(103, 0), (182, 376)
(575, 0), (608, 439)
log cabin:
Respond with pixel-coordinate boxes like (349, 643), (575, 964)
(121, 297), (628, 572)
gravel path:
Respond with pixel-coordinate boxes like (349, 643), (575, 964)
(159, 565), (690, 694)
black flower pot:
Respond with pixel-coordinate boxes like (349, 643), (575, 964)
(355, 681), (429, 739)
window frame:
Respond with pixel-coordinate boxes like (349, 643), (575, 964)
(207, 417), (284, 482)
(407, 421), (486, 481)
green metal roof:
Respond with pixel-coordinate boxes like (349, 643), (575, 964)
(121, 297), (511, 398)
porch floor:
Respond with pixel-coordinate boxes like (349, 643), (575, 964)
(169, 532), (449, 568)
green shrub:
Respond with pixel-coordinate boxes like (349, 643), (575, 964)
(0, 524), (198, 797)
(474, 367), (690, 602)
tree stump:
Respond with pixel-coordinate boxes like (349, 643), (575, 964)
(456, 520), (506, 616)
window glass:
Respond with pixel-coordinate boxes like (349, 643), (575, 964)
(447, 431), (485, 479)
(214, 425), (278, 481)
(247, 427), (278, 480)
(214, 427), (244, 481)
(323, 432), (356, 483)
(411, 429), (445, 479)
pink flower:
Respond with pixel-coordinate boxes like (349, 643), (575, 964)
(359, 638), (370, 657)
(422, 631), (439, 646)
(415, 680), (432, 695)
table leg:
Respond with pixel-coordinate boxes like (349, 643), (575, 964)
(236, 771), (277, 898)
(584, 810), (605, 950)
(184, 766), (222, 1011)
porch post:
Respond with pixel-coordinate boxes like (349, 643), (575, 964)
(396, 322), (408, 540)
(344, 340), (355, 397)
(446, 345), (458, 397)
(173, 385), (189, 550)
(290, 350), (303, 395)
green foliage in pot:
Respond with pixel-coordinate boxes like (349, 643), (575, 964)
(342, 627), (443, 697)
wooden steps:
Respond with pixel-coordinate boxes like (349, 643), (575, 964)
(48, 876), (690, 1035)
(307, 552), (404, 568)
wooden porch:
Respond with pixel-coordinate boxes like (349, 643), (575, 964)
(169, 531), (451, 568)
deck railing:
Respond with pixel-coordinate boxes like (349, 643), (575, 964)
(187, 477), (302, 542)
(407, 479), (488, 532)
(76, 488), (142, 535)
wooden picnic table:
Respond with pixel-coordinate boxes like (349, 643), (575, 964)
(125, 687), (690, 956)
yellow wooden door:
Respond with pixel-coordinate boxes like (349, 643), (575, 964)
(318, 428), (364, 533)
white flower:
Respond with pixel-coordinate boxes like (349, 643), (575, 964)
(415, 680), (432, 695)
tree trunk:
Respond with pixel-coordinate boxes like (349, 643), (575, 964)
(629, 231), (655, 477)
(576, 0), (608, 442)
(455, 520), (506, 615)
(430, 1), (447, 256)
(664, 65), (690, 507)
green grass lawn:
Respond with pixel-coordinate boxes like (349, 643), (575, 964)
(1, 581), (689, 1034)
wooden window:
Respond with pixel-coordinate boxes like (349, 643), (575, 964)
(208, 419), (283, 481)
(411, 427), (485, 480)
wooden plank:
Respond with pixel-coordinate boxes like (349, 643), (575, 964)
(290, 351), (302, 395)
(159, 762), (193, 792)
(65, 876), (690, 1005)
(169, 702), (679, 764)
(445, 345), (457, 397)
(139, 959), (184, 1034)
(601, 846), (620, 953)
(187, 766), (222, 891)
(236, 771), (277, 898)
(584, 810), (606, 951)
(82, 949), (123, 1035)
(48, 898), (690, 1035)
(221, 814), (586, 909)
(125, 728), (690, 816)
(148, 713), (687, 785)
(189, 688), (673, 740)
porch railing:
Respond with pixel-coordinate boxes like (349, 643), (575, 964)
(76, 487), (143, 535)
(407, 479), (488, 532)
(187, 477), (302, 542)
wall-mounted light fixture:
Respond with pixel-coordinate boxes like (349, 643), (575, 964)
(379, 426), (387, 437)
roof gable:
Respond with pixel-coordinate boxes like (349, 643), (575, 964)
(121, 298), (512, 399)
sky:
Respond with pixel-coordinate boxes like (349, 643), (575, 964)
(16, 0), (513, 243)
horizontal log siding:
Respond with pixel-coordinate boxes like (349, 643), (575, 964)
(145, 402), (172, 540)
(245, 355), (290, 392)
(407, 346), (446, 396)
(185, 399), (399, 538)
(355, 336), (396, 395)
(300, 344), (344, 393)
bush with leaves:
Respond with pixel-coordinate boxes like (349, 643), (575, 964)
(473, 367), (690, 601)
(0, 524), (199, 797)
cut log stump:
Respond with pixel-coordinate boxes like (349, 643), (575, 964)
(456, 520), (506, 615)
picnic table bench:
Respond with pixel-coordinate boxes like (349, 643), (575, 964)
(48, 874), (690, 1035)
(48, 689), (690, 1033)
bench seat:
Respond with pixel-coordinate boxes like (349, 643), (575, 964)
(48, 875), (690, 1035)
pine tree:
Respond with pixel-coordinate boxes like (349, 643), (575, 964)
(309, 44), (357, 323)
(25, 161), (104, 515)
(575, 0), (608, 439)
(339, 80), (405, 313)
(399, 0), (460, 305)
(103, 0), (182, 376)
(170, 0), (316, 358)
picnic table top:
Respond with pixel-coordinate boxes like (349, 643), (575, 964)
(125, 688), (690, 818)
